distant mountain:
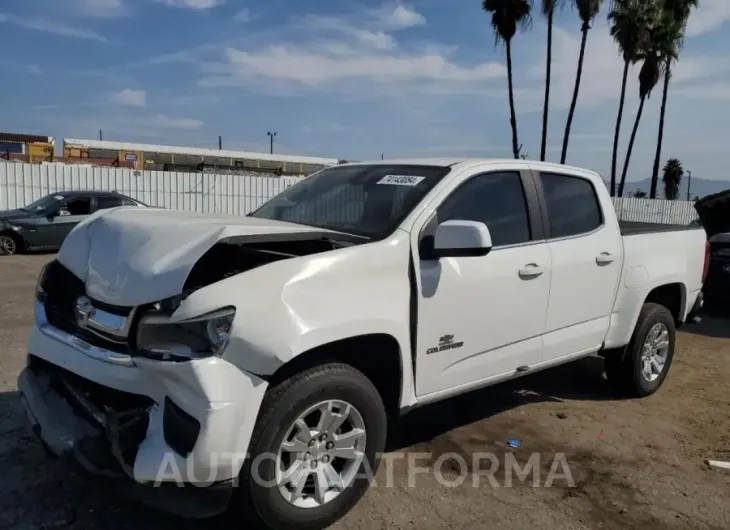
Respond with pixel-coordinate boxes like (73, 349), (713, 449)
(604, 177), (730, 200)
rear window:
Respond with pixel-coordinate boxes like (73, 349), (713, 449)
(540, 173), (603, 238)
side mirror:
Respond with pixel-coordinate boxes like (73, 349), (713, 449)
(432, 220), (492, 258)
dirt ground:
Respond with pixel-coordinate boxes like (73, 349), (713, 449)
(1, 254), (729, 530)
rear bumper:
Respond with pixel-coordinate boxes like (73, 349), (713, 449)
(19, 301), (270, 517)
(686, 291), (704, 320)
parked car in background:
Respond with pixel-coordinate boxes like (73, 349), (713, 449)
(0, 191), (146, 255)
(18, 159), (708, 529)
(694, 189), (730, 306)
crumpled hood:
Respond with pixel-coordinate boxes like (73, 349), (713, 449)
(694, 189), (730, 238)
(57, 207), (344, 306)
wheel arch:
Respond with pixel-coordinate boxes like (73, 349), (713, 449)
(268, 333), (405, 418)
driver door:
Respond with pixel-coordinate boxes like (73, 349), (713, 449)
(412, 169), (552, 398)
(40, 196), (93, 248)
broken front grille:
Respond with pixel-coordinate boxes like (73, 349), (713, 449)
(41, 260), (136, 353)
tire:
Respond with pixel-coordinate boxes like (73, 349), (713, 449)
(0, 232), (22, 256)
(605, 303), (676, 398)
(234, 363), (387, 530)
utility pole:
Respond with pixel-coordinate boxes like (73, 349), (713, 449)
(686, 170), (692, 201)
(267, 131), (277, 154)
(218, 136), (222, 150)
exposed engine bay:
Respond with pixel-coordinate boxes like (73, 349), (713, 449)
(182, 236), (359, 293)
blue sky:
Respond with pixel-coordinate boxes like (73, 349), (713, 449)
(1, 0), (729, 182)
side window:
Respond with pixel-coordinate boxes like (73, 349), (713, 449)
(60, 197), (92, 216)
(437, 172), (531, 247)
(123, 199), (139, 206)
(95, 196), (126, 210)
(540, 173), (602, 239)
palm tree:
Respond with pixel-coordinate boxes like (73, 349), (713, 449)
(560, 0), (604, 164)
(633, 189), (648, 198)
(482, 0), (533, 159)
(662, 157), (684, 200)
(617, 52), (661, 197)
(540, 0), (564, 161)
(607, 0), (659, 197)
(649, 0), (698, 198)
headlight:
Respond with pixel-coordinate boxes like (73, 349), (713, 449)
(136, 307), (235, 360)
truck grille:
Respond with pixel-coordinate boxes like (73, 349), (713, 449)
(41, 260), (135, 352)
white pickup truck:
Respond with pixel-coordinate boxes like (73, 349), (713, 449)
(19, 159), (708, 529)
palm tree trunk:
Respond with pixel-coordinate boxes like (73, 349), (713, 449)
(540, 9), (553, 162)
(561, 22), (589, 164)
(610, 60), (630, 197)
(618, 96), (646, 197)
(649, 59), (672, 199)
(505, 39), (520, 159)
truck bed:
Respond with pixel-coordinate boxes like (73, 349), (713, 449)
(619, 220), (699, 236)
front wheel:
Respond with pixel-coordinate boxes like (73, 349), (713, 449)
(605, 303), (676, 397)
(235, 363), (387, 530)
(0, 232), (21, 256)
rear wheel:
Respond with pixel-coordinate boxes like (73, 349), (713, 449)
(0, 232), (21, 256)
(605, 303), (675, 397)
(235, 363), (387, 530)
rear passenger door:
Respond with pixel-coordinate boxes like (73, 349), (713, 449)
(534, 171), (623, 362)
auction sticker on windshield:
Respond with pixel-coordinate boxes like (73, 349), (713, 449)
(377, 175), (426, 186)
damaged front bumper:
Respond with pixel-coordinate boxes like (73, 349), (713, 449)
(18, 363), (232, 518)
(19, 306), (269, 518)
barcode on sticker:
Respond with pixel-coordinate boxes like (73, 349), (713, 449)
(377, 175), (426, 186)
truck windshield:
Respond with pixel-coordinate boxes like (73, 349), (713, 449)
(249, 164), (451, 240)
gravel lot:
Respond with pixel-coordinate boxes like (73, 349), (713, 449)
(1, 254), (729, 530)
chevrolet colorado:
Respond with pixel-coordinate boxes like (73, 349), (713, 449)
(18, 159), (708, 529)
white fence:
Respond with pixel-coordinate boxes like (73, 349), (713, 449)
(0, 162), (301, 215)
(611, 196), (698, 225)
(0, 161), (700, 225)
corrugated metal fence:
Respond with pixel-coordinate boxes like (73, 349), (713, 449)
(0, 161), (700, 224)
(611, 197), (699, 225)
(0, 162), (301, 215)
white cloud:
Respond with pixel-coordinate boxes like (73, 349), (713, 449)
(524, 20), (723, 111)
(686, 0), (730, 37)
(201, 3), (501, 95)
(153, 114), (203, 129)
(110, 89), (146, 106)
(76, 0), (127, 18)
(377, 3), (426, 28)
(674, 83), (730, 100)
(0, 13), (106, 41)
(155, 0), (223, 9)
(233, 8), (255, 23)
(217, 46), (504, 86)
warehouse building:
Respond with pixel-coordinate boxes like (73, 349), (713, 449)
(62, 138), (339, 176)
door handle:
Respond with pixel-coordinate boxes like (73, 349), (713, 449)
(596, 252), (616, 265)
(518, 264), (546, 279)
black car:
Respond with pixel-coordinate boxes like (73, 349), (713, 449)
(0, 191), (146, 255)
(694, 189), (730, 306)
